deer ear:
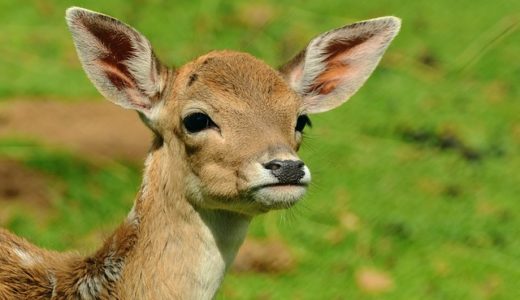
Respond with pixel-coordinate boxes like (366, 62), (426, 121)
(280, 17), (400, 114)
(66, 7), (166, 120)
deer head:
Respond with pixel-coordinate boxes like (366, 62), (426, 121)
(66, 7), (400, 216)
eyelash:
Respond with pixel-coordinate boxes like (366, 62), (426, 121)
(295, 115), (311, 132)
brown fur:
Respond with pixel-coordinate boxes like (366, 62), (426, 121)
(0, 218), (137, 299)
(0, 7), (399, 299)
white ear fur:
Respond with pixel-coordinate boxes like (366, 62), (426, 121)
(281, 17), (401, 114)
(66, 7), (165, 119)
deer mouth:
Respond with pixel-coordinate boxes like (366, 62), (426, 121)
(251, 182), (309, 191)
(248, 183), (308, 210)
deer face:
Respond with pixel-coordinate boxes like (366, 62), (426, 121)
(159, 52), (310, 214)
(66, 7), (400, 215)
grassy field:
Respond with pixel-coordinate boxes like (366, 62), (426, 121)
(1, 0), (519, 299)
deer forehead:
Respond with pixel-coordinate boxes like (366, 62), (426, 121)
(172, 51), (302, 122)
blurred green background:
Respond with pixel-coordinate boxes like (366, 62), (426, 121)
(0, 0), (519, 299)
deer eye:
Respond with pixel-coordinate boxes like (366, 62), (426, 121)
(295, 115), (312, 132)
(183, 113), (217, 133)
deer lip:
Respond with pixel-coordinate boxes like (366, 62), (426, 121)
(251, 182), (308, 191)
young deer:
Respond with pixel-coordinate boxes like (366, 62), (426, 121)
(0, 7), (400, 299)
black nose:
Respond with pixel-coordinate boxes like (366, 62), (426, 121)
(263, 160), (305, 184)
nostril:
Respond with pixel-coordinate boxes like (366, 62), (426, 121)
(263, 160), (283, 171)
(263, 159), (306, 184)
(264, 160), (305, 171)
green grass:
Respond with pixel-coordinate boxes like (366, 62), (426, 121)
(1, 0), (519, 299)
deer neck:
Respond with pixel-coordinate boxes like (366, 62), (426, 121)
(118, 143), (251, 299)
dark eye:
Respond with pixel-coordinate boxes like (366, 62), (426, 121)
(295, 115), (311, 132)
(183, 113), (217, 133)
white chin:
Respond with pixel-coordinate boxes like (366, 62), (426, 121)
(252, 185), (307, 209)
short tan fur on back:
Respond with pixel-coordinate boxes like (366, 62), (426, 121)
(0, 7), (400, 299)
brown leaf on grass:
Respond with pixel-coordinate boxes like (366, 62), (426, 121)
(511, 122), (520, 145)
(432, 259), (451, 277)
(236, 4), (276, 28)
(326, 211), (361, 245)
(484, 80), (509, 104)
(232, 238), (295, 274)
(339, 212), (360, 232)
(0, 159), (54, 226)
(479, 274), (502, 299)
(0, 159), (50, 207)
(475, 200), (500, 217)
(355, 267), (394, 294)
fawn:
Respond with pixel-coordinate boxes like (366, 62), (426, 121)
(0, 7), (400, 299)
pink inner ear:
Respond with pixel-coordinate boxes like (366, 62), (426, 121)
(82, 17), (138, 90)
(100, 61), (135, 90)
(324, 34), (373, 60)
(290, 64), (304, 87)
(310, 61), (349, 95)
(307, 33), (378, 95)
